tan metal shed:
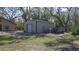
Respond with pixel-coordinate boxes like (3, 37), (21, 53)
(24, 20), (54, 33)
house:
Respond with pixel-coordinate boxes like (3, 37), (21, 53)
(24, 20), (54, 33)
(0, 17), (16, 31)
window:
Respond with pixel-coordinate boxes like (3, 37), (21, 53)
(0, 24), (2, 31)
(5, 26), (9, 30)
(0, 20), (1, 22)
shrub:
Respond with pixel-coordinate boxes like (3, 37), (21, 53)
(72, 28), (79, 35)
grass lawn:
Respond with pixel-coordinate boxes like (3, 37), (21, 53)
(0, 33), (79, 51)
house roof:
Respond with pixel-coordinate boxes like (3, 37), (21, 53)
(28, 20), (54, 24)
(0, 17), (16, 25)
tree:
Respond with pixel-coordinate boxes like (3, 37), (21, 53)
(71, 7), (79, 35)
(64, 7), (72, 32)
(16, 18), (23, 30)
(31, 7), (41, 20)
(20, 7), (31, 22)
(0, 7), (21, 22)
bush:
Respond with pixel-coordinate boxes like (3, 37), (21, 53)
(16, 19), (23, 30)
(72, 28), (79, 35)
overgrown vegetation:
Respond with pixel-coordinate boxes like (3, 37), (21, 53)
(16, 18), (24, 30)
(0, 36), (15, 45)
(0, 33), (79, 50)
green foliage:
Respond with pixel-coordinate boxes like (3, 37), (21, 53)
(0, 36), (15, 45)
(16, 19), (23, 30)
(0, 33), (79, 50)
(45, 34), (77, 47)
(72, 27), (79, 35)
(71, 23), (79, 35)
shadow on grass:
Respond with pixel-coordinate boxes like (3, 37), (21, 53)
(44, 35), (79, 51)
(15, 31), (52, 38)
(0, 36), (15, 41)
(15, 33), (52, 40)
(0, 33), (52, 46)
(15, 32), (35, 36)
(55, 43), (79, 51)
(0, 36), (16, 45)
(35, 34), (47, 38)
(0, 40), (15, 45)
